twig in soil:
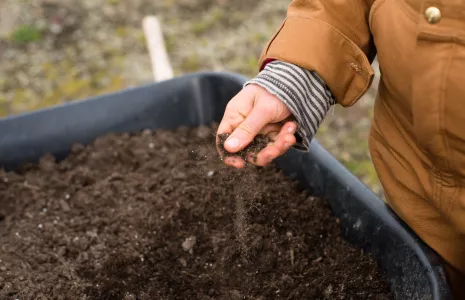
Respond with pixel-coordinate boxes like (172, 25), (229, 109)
(23, 181), (40, 190)
(290, 248), (295, 266)
(181, 271), (198, 278)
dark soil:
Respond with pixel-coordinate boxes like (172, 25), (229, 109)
(217, 133), (271, 163)
(0, 124), (392, 300)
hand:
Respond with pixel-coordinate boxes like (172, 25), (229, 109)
(216, 84), (297, 168)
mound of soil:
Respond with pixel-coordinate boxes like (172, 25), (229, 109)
(0, 124), (392, 300)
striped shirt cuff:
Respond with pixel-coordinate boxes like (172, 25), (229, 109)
(244, 61), (336, 151)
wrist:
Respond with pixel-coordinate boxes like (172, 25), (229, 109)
(244, 60), (335, 151)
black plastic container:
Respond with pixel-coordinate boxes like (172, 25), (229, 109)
(0, 72), (452, 299)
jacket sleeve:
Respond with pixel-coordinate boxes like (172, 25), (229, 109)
(258, 0), (377, 107)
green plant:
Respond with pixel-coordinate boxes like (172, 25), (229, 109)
(11, 25), (41, 44)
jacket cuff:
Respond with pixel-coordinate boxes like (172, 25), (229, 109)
(260, 58), (276, 71)
(244, 60), (335, 151)
(258, 16), (375, 107)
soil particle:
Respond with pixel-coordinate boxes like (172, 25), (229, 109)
(182, 236), (198, 254)
(0, 124), (392, 299)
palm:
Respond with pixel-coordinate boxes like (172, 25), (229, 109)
(216, 84), (297, 169)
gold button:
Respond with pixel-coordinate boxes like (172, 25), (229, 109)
(425, 6), (441, 24)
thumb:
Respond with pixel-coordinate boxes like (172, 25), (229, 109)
(224, 106), (271, 153)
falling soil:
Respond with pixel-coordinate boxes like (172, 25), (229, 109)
(217, 133), (271, 256)
(0, 124), (392, 300)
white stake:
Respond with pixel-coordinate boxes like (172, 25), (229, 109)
(142, 16), (174, 82)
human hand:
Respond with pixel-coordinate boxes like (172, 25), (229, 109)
(216, 84), (297, 168)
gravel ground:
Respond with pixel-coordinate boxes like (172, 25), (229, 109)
(0, 0), (383, 196)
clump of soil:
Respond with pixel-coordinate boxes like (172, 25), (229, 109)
(217, 133), (271, 163)
(0, 124), (392, 300)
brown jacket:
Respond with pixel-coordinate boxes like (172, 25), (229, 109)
(258, 0), (465, 297)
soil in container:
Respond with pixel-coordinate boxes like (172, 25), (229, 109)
(0, 124), (392, 300)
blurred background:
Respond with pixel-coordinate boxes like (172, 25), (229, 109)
(0, 0), (383, 197)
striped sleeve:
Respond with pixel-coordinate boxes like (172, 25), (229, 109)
(244, 60), (336, 151)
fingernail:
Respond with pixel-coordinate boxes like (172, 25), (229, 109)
(224, 158), (234, 165)
(225, 137), (241, 149)
(288, 126), (295, 133)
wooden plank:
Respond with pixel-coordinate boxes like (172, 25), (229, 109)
(142, 16), (174, 82)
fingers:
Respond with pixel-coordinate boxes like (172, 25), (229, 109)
(224, 156), (246, 169)
(216, 87), (255, 136)
(259, 123), (282, 137)
(222, 121), (296, 169)
(216, 84), (295, 169)
(250, 121), (297, 166)
(222, 106), (273, 153)
(220, 123), (281, 169)
(216, 88), (255, 161)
